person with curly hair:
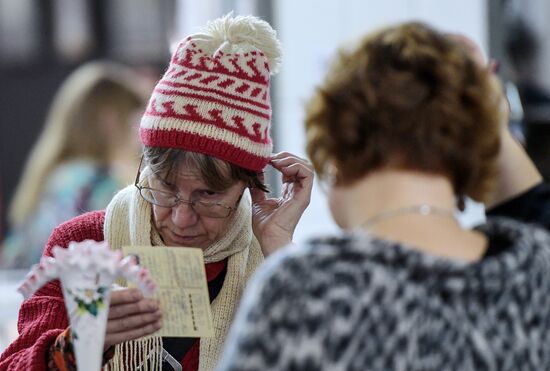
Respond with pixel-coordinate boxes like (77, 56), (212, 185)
(218, 22), (550, 370)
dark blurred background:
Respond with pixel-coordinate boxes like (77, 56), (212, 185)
(489, 0), (550, 181)
(0, 0), (178, 239)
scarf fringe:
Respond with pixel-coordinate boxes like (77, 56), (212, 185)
(104, 336), (163, 371)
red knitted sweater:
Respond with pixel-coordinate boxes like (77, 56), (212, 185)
(0, 211), (105, 371)
(0, 211), (224, 370)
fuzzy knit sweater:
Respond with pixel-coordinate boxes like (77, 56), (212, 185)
(0, 212), (105, 371)
(218, 217), (550, 371)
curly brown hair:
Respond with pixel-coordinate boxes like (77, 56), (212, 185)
(305, 22), (503, 202)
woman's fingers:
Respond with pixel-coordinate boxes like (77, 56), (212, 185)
(110, 288), (143, 306)
(104, 319), (162, 348)
(270, 152), (312, 170)
(107, 309), (162, 333)
(104, 287), (163, 348)
(274, 162), (315, 194)
(109, 297), (159, 320)
(279, 162), (314, 180)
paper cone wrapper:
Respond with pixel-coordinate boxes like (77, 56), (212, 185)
(17, 239), (157, 370)
(60, 269), (114, 371)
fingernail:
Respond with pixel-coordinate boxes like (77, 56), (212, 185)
(128, 254), (140, 265)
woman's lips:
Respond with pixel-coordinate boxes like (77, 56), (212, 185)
(169, 230), (202, 245)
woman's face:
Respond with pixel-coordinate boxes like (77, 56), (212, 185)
(149, 161), (246, 250)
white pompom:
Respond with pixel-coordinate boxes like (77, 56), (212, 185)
(190, 12), (282, 75)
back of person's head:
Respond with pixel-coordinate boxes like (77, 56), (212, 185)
(9, 61), (145, 226)
(306, 22), (503, 203)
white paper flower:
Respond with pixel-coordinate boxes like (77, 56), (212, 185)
(18, 239), (156, 299)
(17, 239), (157, 371)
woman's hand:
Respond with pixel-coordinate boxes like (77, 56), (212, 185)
(104, 288), (162, 350)
(488, 127), (543, 208)
(251, 152), (314, 256)
(447, 33), (543, 208)
(486, 54), (543, 207)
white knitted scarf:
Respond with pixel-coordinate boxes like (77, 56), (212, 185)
(103, 184), (263, 370)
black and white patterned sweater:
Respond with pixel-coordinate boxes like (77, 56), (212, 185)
(218, 218), (550, 371)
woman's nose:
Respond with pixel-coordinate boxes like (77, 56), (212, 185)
(171, 200), (198, 228)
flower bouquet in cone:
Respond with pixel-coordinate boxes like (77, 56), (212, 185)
(18, 240), (156, 371)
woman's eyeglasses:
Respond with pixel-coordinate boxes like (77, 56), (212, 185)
(134, 156), (241, 218)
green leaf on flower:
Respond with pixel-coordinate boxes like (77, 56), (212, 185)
(87, 302), (98, 316)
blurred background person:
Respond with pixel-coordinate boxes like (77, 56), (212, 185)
(1, 61), (147, 268)
(505, 17), (550, 114)
(218, 22), (550, 370)
(503, 16), (550, 181)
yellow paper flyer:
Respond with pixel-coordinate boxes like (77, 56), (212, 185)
(122, 245), (214, 337)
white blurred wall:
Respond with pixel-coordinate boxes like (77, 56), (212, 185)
(0, 270), (25, 353)
(273, 0), (489, 243)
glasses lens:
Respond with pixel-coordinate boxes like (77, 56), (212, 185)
(140, 188), (177, 208)
(194, 201), (231, 218)
(140, 188), (232, 217)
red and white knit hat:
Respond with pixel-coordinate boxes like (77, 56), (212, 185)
(140, 13), (282, 171)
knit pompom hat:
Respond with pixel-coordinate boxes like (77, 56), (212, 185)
(140, 13), (282, 171)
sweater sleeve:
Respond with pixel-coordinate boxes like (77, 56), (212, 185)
(217, 240), (405, 371)
(0, 211), (105, 371)
(487, 182), (550, 231)
(216, 249), (312, 371)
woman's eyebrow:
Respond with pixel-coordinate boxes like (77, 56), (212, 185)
(152, 172), (175, 188)
(195, 186), (228, 194)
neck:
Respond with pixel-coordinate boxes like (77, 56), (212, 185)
(331, 169), (487, 261)
(338, 170), (457, 229)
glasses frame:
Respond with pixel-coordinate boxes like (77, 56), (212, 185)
(134, 155), (241, 218)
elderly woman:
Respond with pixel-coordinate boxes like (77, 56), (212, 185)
(218, 22), (550, 370)
(0, 14), (313, 371)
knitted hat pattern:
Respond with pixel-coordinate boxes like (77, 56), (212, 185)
(140, 13), (282, 171)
